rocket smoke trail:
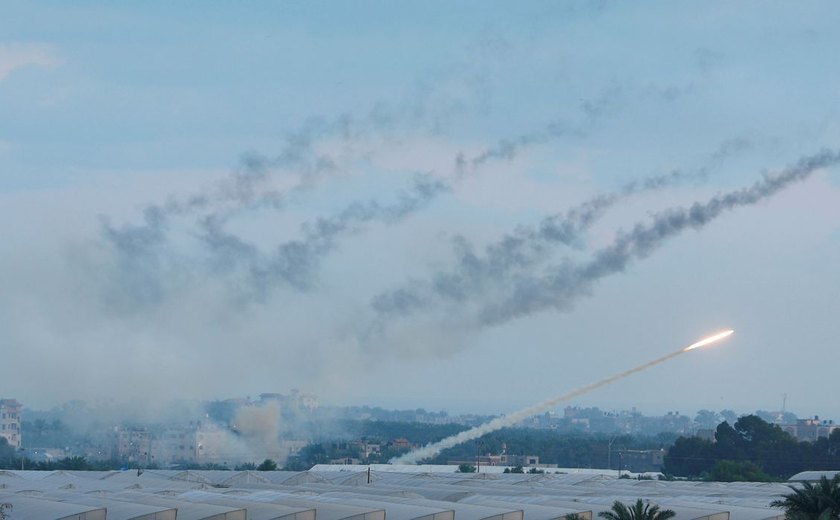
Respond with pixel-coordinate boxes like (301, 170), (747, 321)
(370, 139), (752, 322)
(390, 330), (734, 465)
(478, 148), (840, 325)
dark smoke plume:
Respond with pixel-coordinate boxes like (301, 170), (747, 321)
(457, 81), (700, 175)
(200, 173), (450, 297)
(478, 149), (840, 325)
(371, 139), (753, 321)
(98, 78), (481, 269)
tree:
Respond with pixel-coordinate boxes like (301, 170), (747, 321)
(0, 437), (15, 469)
(0, 503), (10, 520)
(664, 436), (714, 476)
(666, 416), (806, 480)
(708, 460), (773, 482)
(771, 474), (840, 520)
(257, 459), (277, 471)
(694, 410), (721, 429)
(720, 410), (739, 424)
(598, 499), (676, 520)
(458, 463), (476, 473)
(57, 456), (92, 471)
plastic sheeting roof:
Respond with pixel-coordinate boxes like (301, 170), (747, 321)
(0, 468), (800, 520)
(0, 492), (107, 520)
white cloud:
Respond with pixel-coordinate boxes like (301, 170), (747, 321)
(0, 42), (59, 81)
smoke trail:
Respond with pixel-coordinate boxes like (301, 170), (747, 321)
(199, 173), (450, 295)
(458, 80), (703, 175)
(371, 139), (753, 321)
(97, 77), (479, 270)
(455, 85), (621, 174)
(106, 106), (620, 306)
(100, 74), (705, 308)
(391, 331), (732, 464)
(478, 148), (840, 325)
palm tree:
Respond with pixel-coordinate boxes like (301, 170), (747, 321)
(598, 499), (676, 520)
(771, 474), (840, 520)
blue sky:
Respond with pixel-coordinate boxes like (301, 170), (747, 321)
(2, 1), (839, 419)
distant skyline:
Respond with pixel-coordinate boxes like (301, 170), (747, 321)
(13, 391), (832, 427)
(1, 2), (839, 418)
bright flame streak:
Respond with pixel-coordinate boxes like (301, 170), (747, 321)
(683, 329), (734, 351)
(391, 328), (735, 465)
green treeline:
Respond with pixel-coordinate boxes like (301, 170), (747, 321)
(284, 421), (674, 469)
(665, 415), (840, 480)
(0, 437), (107, 471)
(429, 428), (675, 467)
(347, 420), (469, 445)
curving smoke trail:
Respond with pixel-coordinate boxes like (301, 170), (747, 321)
(97, 80), (478, 272)
(370, 138), (753, 322)
(199, 173), (450, 295)
(477, 148), (840, 325)
(98, 76), (708, 310)
(390, 330), (734, 464)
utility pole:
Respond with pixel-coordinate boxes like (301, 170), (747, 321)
(618, 451), (623, 478)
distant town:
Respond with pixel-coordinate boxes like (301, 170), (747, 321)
(2, 392), (838, 480)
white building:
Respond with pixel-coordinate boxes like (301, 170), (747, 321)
(782, 416), (840, 442)
(0, 398), (22, 449)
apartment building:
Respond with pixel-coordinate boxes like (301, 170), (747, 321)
(0, 398), (22, 448)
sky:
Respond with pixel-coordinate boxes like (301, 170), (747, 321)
(2, 1), (839, 419)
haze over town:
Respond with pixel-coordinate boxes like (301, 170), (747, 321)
(2, 1), (839, 424)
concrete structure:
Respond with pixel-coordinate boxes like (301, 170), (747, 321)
(781, 417), (840, 442)
(0, 398), (22, 449)
(151, 426), (201, 465)
(113, 427), (152, 465)
(449, 445), (555, 470)
(260, 389), (320, 412)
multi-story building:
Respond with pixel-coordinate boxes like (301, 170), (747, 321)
(0, 399), (22, 449)
(782, 416), (840, 442)
(150, 427), (198, 465)
(259, 389), (319, 412)
(113, 427), (152, 465)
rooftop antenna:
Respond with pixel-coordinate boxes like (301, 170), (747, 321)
(776, 393), (788, 423)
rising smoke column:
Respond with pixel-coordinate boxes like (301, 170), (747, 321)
(390, 330), (734, 465)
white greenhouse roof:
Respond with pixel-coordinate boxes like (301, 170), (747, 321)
(0, 468), (802, 520)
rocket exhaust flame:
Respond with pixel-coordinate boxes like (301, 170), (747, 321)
(682, 329), (734, 351)
(390, 329), (734, 465)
